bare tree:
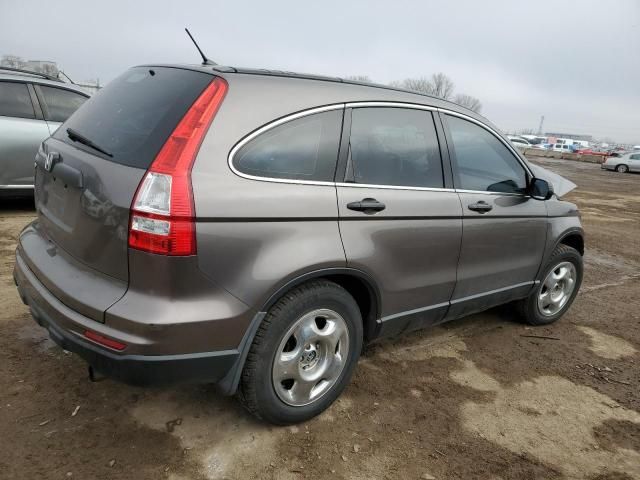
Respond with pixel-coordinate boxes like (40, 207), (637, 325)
(389, 77), (432, 94)
(404, 77), (433, 94)
(389, 73), (455, 100)
(454, 94), (482, 113)
(429, 72), (455, 100)
(345, 75), (372, 83)
(391, 73), (482, 111)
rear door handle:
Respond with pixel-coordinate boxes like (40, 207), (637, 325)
(347, 198), (386, 213)
(467, 201), (493, 213)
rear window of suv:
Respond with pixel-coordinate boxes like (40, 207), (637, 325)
(54, 67), (213, 169)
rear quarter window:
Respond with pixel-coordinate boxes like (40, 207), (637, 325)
(232, 109), (343, 182)
(54, 67), (214, 169)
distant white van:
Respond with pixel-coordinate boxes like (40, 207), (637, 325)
(552, 143), (573, 153)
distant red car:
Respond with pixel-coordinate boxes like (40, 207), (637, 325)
(575, 148), (608, 156)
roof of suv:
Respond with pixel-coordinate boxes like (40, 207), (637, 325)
(140, 63), (487, 123)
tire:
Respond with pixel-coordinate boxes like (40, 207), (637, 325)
(616, 164), (629, 173)
(238, 280), (363, 425)
(516, 244), (583, 326)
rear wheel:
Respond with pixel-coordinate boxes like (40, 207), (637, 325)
(516, 244), (583, 325)
(616, 164), (629, 173)
(239, 280), (362, 425)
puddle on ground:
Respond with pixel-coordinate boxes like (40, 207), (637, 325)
(577, 326), (638, 360)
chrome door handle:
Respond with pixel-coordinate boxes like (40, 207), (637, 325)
(467, 201), (493, 213)
(347, 198), (386, 213)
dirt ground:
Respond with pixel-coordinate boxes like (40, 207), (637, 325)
(0, 157), (638, 480)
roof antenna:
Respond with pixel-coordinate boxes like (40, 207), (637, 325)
(185, 28), (217, 66)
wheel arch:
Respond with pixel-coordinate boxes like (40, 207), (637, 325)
(261, 268), (381, 342)
(557, 230), (584, 256)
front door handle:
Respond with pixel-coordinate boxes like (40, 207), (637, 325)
(468, 201), (493, 213)
(347, 198), (386, 214)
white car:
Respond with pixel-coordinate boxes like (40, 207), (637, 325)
(507, 135), (532, 151)
(602, 152), (640, 173)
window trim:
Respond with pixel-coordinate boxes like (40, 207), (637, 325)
(26, 84), (46, 120)
(227, 101), (533, 194)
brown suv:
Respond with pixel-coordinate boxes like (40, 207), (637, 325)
(14, 64), (584, 424)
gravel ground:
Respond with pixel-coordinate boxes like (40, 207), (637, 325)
(0, 157), (638, 480)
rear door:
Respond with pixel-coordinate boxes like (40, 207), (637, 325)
(31, 67), (215, 319)
(336, 106), (462, 336)
(628, 153), (640, 172)
(441, 113), (547, 319)
(0, 80), (50, 188)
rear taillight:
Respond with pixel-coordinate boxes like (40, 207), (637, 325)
(84, 330), (127, 351)
(129, 77), (227, 255)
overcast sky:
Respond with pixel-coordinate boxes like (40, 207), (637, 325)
(1, 0), (639, 143)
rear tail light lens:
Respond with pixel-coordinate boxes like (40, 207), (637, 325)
(84, 330), (127, 351)
(128, 77), (228, 255)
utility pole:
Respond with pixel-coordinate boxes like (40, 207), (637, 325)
(537, 115), (545, 135)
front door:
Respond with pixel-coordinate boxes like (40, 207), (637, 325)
(441, 113), (548, 320)
(337, 107), (463, 336)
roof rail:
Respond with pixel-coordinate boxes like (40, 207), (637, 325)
(0, 66), (63, 82)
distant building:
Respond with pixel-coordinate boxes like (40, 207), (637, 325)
(1, 55), (59, 77)
(75, 80), (101, 95)
(1, 54), (101, 93)
(24, 60), (59, 77)
(545, 132), (593, 142)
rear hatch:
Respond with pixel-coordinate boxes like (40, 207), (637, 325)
(31, 66), (215, 321)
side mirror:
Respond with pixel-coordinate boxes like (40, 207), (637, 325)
(529, 177), (554, 200)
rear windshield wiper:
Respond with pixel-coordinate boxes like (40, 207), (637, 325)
(66, 128), (113, 158)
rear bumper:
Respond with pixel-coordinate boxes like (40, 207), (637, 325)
(13, 250), (239, 386)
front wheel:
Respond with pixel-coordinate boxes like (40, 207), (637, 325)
(516, 244), (583, 326)
(239, 280), (363, 425)
(616, 164), (629, 173)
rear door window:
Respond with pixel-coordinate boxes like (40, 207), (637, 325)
(54, 67), (214, 168)
(0, 81), (36, 119)
(233, 109), (342, 182)
(445, 114), (527, 194)
(347, 107), (444, 188)
(38, 85), (88, 122)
